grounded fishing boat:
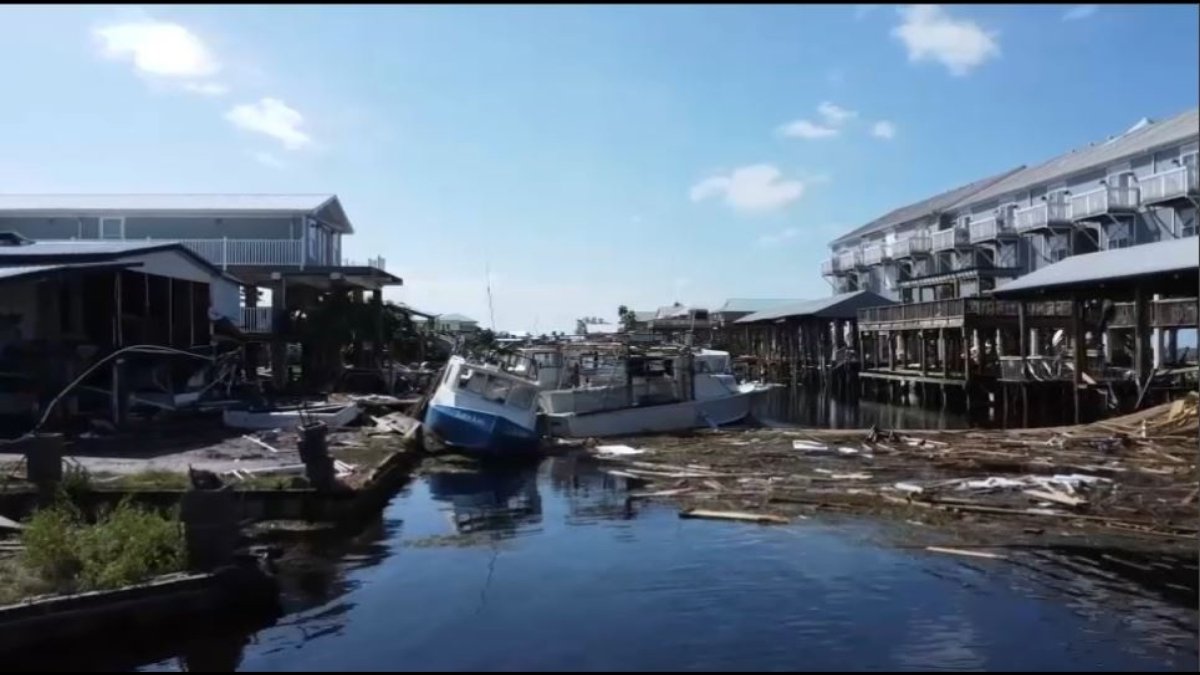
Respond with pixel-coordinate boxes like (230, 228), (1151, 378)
(541, 348), (773, 438)
(423, 356), (542, 456)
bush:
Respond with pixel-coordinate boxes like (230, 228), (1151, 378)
(20, 498), (185, 593)
(21, 502), (83, 587)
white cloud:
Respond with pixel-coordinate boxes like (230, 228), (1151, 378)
(182, 81), (228, 96)
(779, 119), (840, 139)
(225, 98), (312, 150)
(756, 227), (801, 247)
(891, 5), (999, 77)
(872, 120), (897, 140)
(818, 101), (858, 125)
(854, 5), (879, 20)
(251, 151), (286, 169)
(1062, 4), (1098, 21)
(94, 20), (219, 79)
(689, 164), (805, 214)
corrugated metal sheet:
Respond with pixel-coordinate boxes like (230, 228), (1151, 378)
(993, 237), (1199, 297)
(735, 290), (894, 323)
(715, 298), (802, 314)
(437, 313), (477, 322)
(830, 167), (1025, 246)
(953, 108), (1200, 209)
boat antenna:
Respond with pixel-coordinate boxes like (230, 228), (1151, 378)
(485, 260), (497, 332)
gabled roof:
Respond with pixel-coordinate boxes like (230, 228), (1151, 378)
(715, 298), (802, 314)
(736, 290), (894, 323)
(993, 237), (1198, 298)
(831, 168), (1024, 247)
(0, 262), (140, 284)
(0, 240), (233, 282)
(632, 310), (656, 322)
(437, 313), (478, 323)
(0, 193), (355, 233)
(952, 108), (1200, 210)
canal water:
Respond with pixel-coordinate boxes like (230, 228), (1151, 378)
(135, 457), (1196, 672)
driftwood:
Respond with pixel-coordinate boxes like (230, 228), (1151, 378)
(679, 509), (789, 525)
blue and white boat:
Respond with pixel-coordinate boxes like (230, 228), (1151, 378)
(424, 356), (542, 456)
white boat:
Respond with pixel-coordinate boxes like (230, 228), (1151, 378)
(423, 356), (542, 456)
(222, 402), (361, 431)
(541, 348), (772, 438)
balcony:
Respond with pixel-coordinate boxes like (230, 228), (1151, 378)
(968, 215), (1017, 243)
(1013, 199), (1072, 233)
(891, 235), (932, 259)
(341, 256), (388, 271)
(837, 249), (862, 270)
(1070, 186), (1139, 221)
(820, 257), (841, 276)
(862, 244), (890, 266)
(239, 307), (274, 334)
(1139, 166), (1200, 206)
(931, 227), (969, 251)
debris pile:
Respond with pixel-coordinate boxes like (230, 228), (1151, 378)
(588, 394), (1198, 551)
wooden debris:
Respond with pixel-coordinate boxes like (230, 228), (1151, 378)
(679, 509), (790, 525)
(1022, 489), (1087, 508)
(926, 546), (1007, 560)
(242, 434), (281, 454)
(0, 514), (24, 531)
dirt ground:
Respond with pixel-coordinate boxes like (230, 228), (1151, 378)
(585, 395), (1199, 556)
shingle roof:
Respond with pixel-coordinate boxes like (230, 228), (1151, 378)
(735, 290), (895, 323)
(952, 108), (1200, 210)
(831, 167), (1025, 247)
(992, 237), (1199, 298)
(0, 193), (354, 233)
(715, 298), (803, 314)
(438, 313), (477, 323)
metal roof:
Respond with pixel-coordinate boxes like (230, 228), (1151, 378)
(437, 313), (478, 323)
(0, 262), (139, 283)
(0, 193), (354, 233)
(632, 310), (656, 322)
(952, 108), (1200, 210)
(993, 237), (1199, 298)
(830, 167), (1025, 247)
(0, 240), (233, 281)
(715, 298), (803, 314)
(735, 290), (895, 323)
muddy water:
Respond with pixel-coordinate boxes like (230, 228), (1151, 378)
(128, 458), (1197, 672)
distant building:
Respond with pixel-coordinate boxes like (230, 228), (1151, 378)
(435, 313), (480, 333)
(712, 299), (802, 328)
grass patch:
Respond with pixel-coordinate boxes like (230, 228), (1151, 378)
(109, 469), (190, 491)
(18, 497), (185, 597)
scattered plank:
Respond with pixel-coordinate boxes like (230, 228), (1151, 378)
(0, 514), (24, 531)
(679, 509), (790, 525)
(242, 434), (281, 454)
(925, 546), (1007, 561)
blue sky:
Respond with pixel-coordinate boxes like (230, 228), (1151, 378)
(0, 4), (1196, 333)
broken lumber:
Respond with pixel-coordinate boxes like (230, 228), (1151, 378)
(925, 546), (1007, 561)
(1022, 489), (1087, 508)
(678, 509), (790, 525)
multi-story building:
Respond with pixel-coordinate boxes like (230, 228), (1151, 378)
(0, 194), (401, 335)
(824, 108), (1199, 303)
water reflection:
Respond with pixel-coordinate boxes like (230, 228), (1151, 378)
(755, 385), (973, 430)
(118, 458), (1199, 672)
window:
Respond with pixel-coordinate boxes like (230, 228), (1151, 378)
(99, 217), (124, 240)
(507, 384), (536, 410)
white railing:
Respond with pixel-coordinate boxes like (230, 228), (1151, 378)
(341, 256), (388, 271)
(239, 307), (274, 333)
(968, 215), (1013, 243)
(177, 239), (305, 269)
(891, 235), (931, 258)
(1140, 166), (1199, 204)
(837, 249), (861, 269)
(862, 244), (889, 266)
(1013, 199), (1071, 233)
(931, 227), (968, 251)
(820, 258), (840, 275)
(1071, 186), (1139, 221)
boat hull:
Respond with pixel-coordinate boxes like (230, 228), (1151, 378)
(545, 390), (758, 438)
(425, 404), (541, 456)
